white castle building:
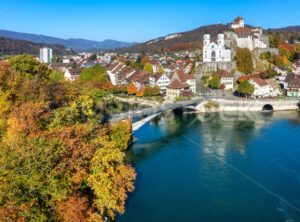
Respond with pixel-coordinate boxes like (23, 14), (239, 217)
(231, 17), (245, 29)
(230, 17), (268, 51)
(203, 34), (231, 63)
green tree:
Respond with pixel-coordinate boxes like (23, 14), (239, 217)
(72, 61), (77, 69)
(87, 53), (97, 61)
(237, 80), (254, 96)
(208, 75), (220, 89)
(144, 86), (161, 96)
(49, 71), (64, 82)
(80, 64), (108, 84)
(143, 62), (153, 73)
(9, 54), (51, 80)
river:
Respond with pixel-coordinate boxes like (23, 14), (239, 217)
(117, 111), (300, 222)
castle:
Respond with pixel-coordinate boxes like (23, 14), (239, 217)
(198, 17), (276, 73)
(230, 17), (269, 51)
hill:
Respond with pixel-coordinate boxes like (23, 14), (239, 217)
(268, 25), (300, 33)
(0, 30), (138, 50)
(0, 36), (74, 56)
(116, 23), (233, 52)
(117, 24), (300, 53)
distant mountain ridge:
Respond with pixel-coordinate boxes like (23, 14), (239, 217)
(0, 30), (138, 50)
(0, 36), (74, 56)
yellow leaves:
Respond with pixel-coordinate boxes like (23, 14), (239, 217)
(87, 135), (136, 221)
(110, 119), (132, 151)
(0, 89), (12, 130)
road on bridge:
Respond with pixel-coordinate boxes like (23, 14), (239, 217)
(110, 97), (203, 122)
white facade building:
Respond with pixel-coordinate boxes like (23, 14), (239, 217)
(40, 47), (52, 63)
(249, 78), (271, 98)
(216, 70), (234, 90)
(203, 34), (231, 63)
(149, 73), (170, 92)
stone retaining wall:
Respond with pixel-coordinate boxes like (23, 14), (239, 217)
(196, 99), (299, 112)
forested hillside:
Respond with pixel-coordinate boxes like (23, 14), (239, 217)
(0, 36), (74, 56)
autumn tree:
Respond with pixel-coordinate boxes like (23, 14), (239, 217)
(235, 48), (254, 74)
(0, 55), (136, 222)
(127, 82), (137, 95)
(136, 90), (144, 97)
(157, 66), (165, 74)
(143, 86), (161, 96)
(143, 62), (153, 73)
(103, 80), (114, 91)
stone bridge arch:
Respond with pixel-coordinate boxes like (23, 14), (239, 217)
(262, 104), (274, 112)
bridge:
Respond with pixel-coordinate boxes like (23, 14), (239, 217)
(110, 97), (300, 132)
(110, 97), (203, 131)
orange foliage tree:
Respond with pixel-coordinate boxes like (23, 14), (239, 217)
(0, 55), (136, 222)
(127, 82), (137, 95)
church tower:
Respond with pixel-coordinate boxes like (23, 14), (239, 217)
(203, 34), (210, 48)
(217, 34), (225, 47)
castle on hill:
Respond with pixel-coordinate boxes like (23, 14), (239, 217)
(198, 16), (277, 73)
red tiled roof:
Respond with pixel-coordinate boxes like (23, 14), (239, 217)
(288, 79), (300, 89)
(215, 70), (231, 78)
(106, 62), (119, 71)
(69, 68), (83, 76)
(235, 27), (252, 35)
(252, 78), (268, 87)
(170, 69), (195, 82)
(234, 16), (244, 22)
(150, 73), (164, 81)
(167, 80), (190, 89)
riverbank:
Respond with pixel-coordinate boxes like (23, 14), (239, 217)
(114, 96), (160, 107)
(195, 98), (299, 112)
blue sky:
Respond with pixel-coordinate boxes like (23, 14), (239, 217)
(0, 0), (299, 43)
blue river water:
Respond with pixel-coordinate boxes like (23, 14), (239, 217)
(117, 111), (300, 222)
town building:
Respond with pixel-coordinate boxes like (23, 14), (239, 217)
(215, 70), (234, 90)
(149, 73), (170, 92)
(265, 79), (282, 97)
(40, 47), (52, 63)
(166, 80), (190, 101)
(284, 73), (300, 97)
(64, 68), (83, 81)
(249, 78), (271, 98)
(169, 69), (196, 93)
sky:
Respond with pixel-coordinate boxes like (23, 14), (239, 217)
(0, 0), (299, 43)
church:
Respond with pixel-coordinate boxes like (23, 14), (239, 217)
(203, 34), (231, 63)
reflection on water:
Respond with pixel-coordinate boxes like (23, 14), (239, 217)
(120, 111), (300, 222)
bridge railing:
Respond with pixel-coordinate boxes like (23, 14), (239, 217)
(111, 97), (203, 121)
